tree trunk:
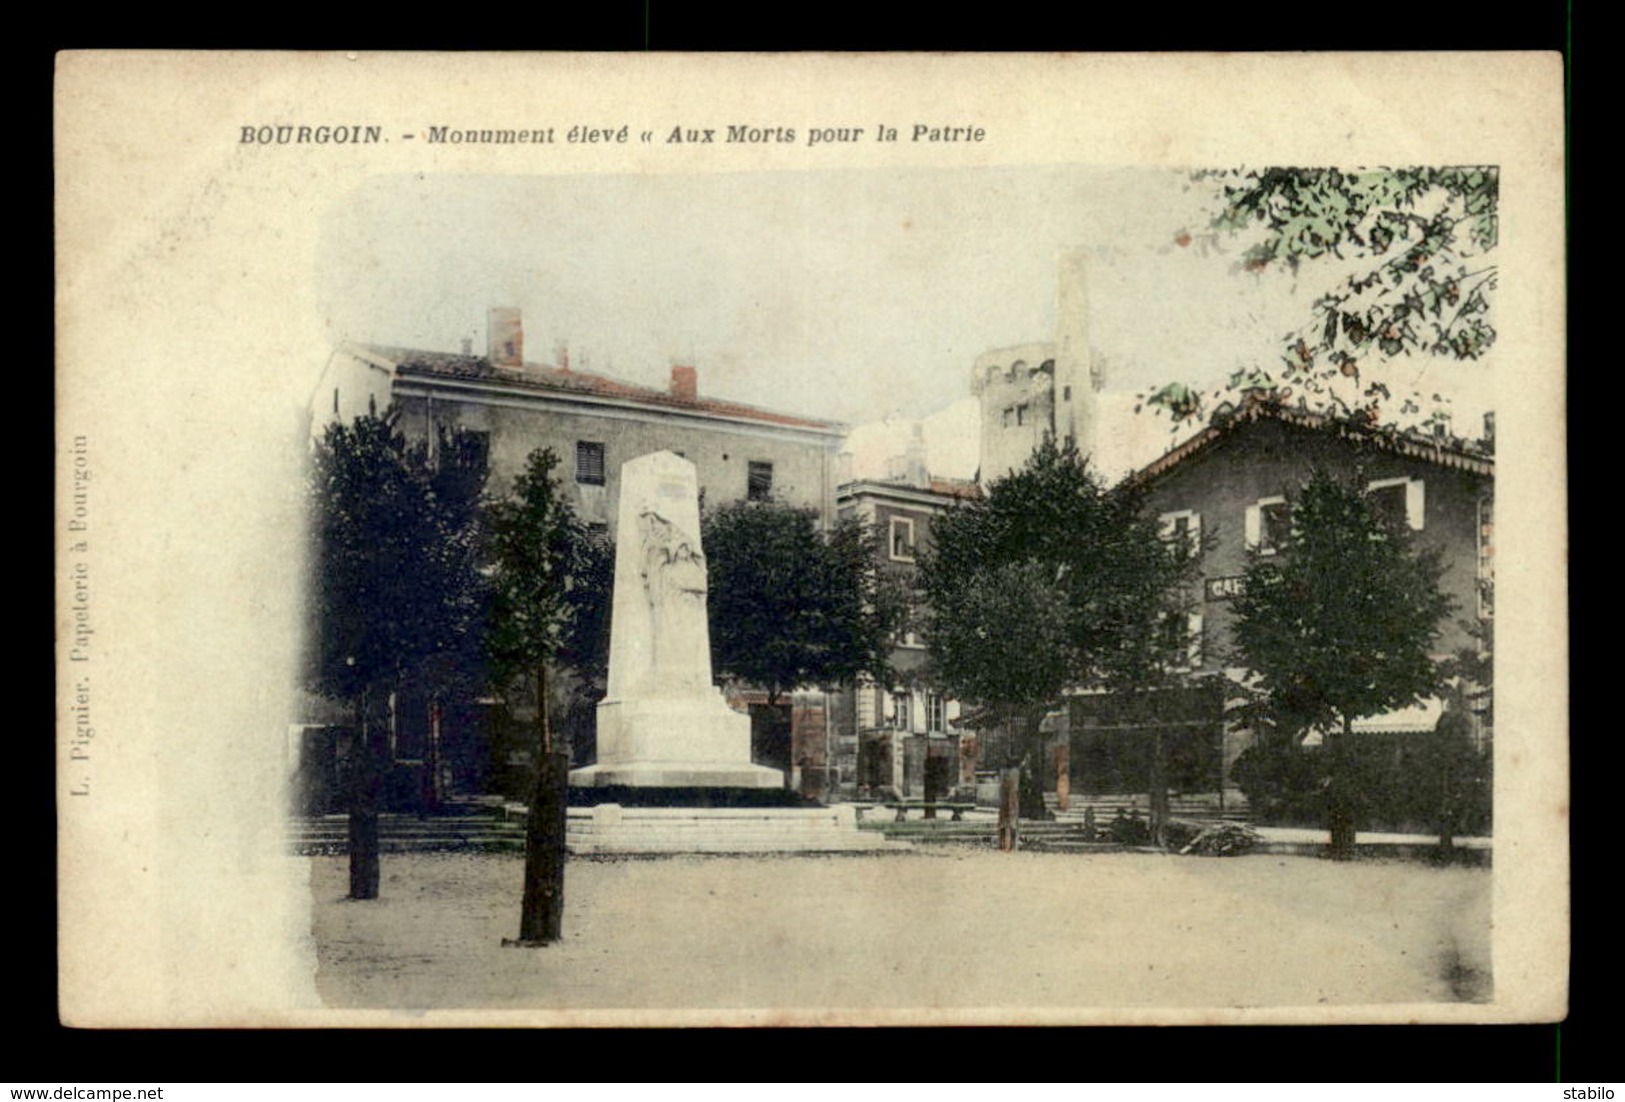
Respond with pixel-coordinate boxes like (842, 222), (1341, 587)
(348, 684), (382, 900)
(997, 767), (1021, 852)
(1148, 728), (1170, 849)
(1434, 707), (1475, 852)
(1016, 710), (1051, 822)
(515, 749), (570, 944)
(1326, 715), (1357, 860)
(422, 698), (444, 817)
(537, 661), (553, 756)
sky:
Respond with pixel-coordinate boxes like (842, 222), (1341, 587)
(318, 166), (1495, 479)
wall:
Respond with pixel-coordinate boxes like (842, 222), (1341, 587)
(972, 343), (1056, 481)
(390, 390), (840, 536)
(1139, 418), (1491, 667)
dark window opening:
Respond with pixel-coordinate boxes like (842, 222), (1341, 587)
(576, 441), (606, 485)
(1260, 500), (1292, 553)
(747, 461), (773, 501)
(1367, 482), (1408, 533)
(447, 429), (490, 476)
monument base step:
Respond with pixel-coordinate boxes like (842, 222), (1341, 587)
(566, 804), (905, 855)
(566, 785), (811, 809)
(568, 761), (785, 789)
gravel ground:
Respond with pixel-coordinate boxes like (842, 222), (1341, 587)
(309, 848), (1490, 1014)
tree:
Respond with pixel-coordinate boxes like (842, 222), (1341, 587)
(1146, 167), (1499, 437)
(487, 447), (601, 945)
(702, 500), (900, 706)
(1230, 469), (1457, 859)
(1432, 616), (1494, 849)
(919, 438), (1202, 849)
(308, 410), (489, 899)
(488, 448), (601, 742)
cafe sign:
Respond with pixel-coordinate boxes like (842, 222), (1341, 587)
(1205, 575), (1247, 602)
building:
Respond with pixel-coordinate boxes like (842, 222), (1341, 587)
(972, 250), (1102, 482)
(315, 307), (846, 538)
(1051, 394), (1495, 813)
(828, 426), (983, 802)
(305, 308), (848, 805)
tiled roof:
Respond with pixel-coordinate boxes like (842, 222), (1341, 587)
(928, 477), (984, 500)
(1127, 395), (1495, 487)
(839, 476), (984, 503)
(363, 344), (844, 434)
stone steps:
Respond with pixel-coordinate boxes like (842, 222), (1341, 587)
(288, 814), (524, 855)
(566, 804), (901, 854)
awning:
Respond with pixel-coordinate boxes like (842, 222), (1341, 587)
(1300, 698), (1445, 745)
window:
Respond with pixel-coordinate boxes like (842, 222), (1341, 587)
(889, 516), (916, 562)
(449, 429), (490, 475)
(1366, 476), (1425, 532)
(893, 604), (927, 649)
(891, 691), (912, 732)
(1016, 403), (1028, 426)
(1159, 509), (1202, 558)
(1002, 407), (1014, 428)
(1245, 496), (1291, 555)
(747, 461), (773, 501)
(926, 693), (945, 733)
(1063, 385), (1072, 401)
(1159, 611), (1205, 671)
(575, 441), (606, 485)
(1185, 612), (1205, 669)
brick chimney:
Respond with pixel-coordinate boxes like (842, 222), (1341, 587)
(670, 365), (698, 402)
(488, 307), (523, 367)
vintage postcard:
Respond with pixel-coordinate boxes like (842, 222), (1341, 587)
(54, 52), (1566, 1027)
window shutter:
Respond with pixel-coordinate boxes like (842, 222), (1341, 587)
(575, 441), (606, 485)
(1406, 478), (1426, 530)
(1187, 612), (1205, 668)
(1244, 503), (1261, 549)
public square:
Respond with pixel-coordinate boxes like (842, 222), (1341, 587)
(309, 848), (1491, 1013)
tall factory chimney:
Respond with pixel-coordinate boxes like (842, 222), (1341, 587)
(1054, 249), (1100, 460)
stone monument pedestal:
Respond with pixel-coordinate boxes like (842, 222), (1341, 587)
(565, 450), (895, 853)
(568, 697), (784, 790)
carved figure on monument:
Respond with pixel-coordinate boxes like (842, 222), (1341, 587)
(636, 507), (712, 693)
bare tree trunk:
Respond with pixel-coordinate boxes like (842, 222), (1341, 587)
(515, 661), (567, 945)
(1326, 715), (1357, 860)
(423, 698), (444, 816)
(348, 684), (382, 900)
(537, 661), (552, 755)
(997, 767), (1020, 852)
(1016, 710), (1051, 822)
(514, 749), (570, 945)
(1148, 728), (1170, 849)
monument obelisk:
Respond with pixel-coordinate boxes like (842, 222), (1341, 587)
(568, 451), (785, 791)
